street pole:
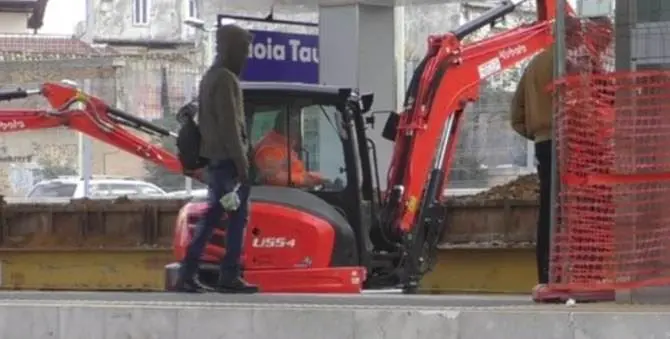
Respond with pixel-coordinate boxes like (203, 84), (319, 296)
(205, 26), (215, 66)
(184, 22), (215, 195)
(183, 74), (195, 195)
(79, 14), (95, 198)
(549, 0), (567, 284)
(394, 6), (405, 112)
(79, 79), (93, 197)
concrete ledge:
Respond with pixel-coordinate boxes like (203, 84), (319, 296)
(616, 285), (670, 304)
(1, 301), (670, 339)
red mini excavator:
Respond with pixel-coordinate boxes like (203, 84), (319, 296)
(0, 0), (570, 293)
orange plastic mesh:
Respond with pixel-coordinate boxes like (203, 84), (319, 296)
(552, 70), (670, 290)
(546, 15), (670, 291)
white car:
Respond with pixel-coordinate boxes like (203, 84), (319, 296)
(27, 176), (168, 199)
(167, 189), (208, 199)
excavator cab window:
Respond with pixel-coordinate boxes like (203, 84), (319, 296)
(247, 101), (348, 192)
(298, 102), (348, 191)
(247, 104), (289, 186)
(27, 181), (76, 198)
(249, 106), (283, 147)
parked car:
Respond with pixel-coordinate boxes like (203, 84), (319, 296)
(166, 189), (207, 199)
(26, 176), (168, 199)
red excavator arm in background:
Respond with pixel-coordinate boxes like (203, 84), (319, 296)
(384, 0), (576, 286)
(0, 82), (193, 181)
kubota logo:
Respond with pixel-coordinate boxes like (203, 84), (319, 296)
(0, 120), (26, 131)
(499, 45), (527, 60)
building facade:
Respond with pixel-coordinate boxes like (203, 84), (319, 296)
(85, 0), (199, 43)
(625, 0), (670, 71)
(84, 0), (539, 190)
(0, 0), (205, 197)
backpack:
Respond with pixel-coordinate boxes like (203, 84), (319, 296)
(176, 101), (207, 172)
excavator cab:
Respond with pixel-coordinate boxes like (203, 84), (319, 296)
(166, 82), (381, 293)
(243, 83), (375, 251)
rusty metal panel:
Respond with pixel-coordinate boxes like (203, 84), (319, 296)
(442, 200), (538, 247)
(0, 196), (539, 250)
(0, 199), (186, 249)
(421, 248), (536, 294)
(0, 249), (172, 291)
(155, 202), (183, 247)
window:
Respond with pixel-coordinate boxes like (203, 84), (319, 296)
(636, 0), (670, 23)
(249, 105), (284, 147)
(132, 0), (149, 25)
(300, 104), (348, 183)
(186, 0), (198, 19)
(139, 184), (166, 196)
(90, 183), (141, 197)
(89, 182), (165, 197)
(27, 182), (77, 198)
(108, 183), (145, 196)
(89, 184), (110, 198)
(248, 103), (348, 191)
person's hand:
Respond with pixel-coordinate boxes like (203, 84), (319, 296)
(305, 173), (325, 187)
(307, 173), (335, 190)
(186, 167), (206, 180)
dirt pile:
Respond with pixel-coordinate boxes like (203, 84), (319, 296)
(454, 173), (540, 203)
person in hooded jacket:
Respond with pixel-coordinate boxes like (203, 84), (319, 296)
(175, 24), (258, 294)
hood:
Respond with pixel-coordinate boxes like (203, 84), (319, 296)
(214, 24), (253, 76)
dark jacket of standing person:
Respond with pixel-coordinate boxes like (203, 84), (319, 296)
(198, 25), (253, 181)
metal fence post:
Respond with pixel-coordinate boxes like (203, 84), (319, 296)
(394, 5), (406, 112)
(549, 0), (567, 284)
(183, 75), (195, 194)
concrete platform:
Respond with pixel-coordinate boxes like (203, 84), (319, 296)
(0, 292), (669, 339)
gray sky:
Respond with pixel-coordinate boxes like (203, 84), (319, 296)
(40, 0), (86, 35)
(33, 0), (594, 36)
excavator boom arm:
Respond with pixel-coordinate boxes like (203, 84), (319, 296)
(386, 0), (574, 287)
(0, 82), (191, 180)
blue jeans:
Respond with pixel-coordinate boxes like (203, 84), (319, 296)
(180, 159), (250, 281)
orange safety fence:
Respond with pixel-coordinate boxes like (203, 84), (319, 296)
(552, 70), (670, 292)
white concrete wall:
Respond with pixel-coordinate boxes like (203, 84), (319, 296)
(0, 12), (31, 34)
(0, 299), (668, 339)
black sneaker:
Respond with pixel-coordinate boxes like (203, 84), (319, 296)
(216, 276), (259, 294)
(175, 276), (207, 293)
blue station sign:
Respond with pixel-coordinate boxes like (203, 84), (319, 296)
(244, 29), (319, 84)
(216, 15), (319, 84)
